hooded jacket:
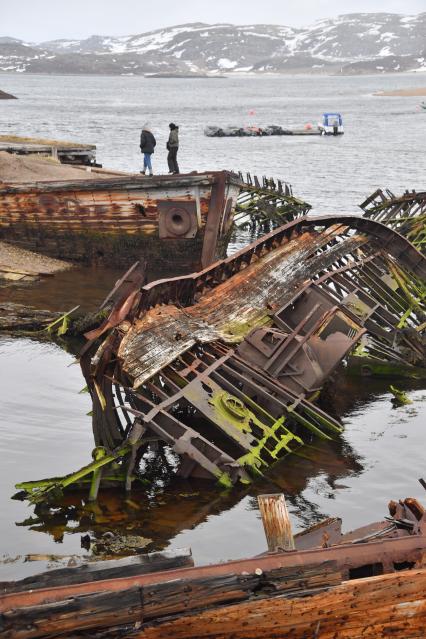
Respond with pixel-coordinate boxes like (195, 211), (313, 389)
(168, 126), (179, 148)
(140, 126), (157, 154)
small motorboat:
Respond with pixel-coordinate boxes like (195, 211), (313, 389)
(317, 112), (344, 135)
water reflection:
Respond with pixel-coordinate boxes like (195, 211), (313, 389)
(13, 431), (364, 557)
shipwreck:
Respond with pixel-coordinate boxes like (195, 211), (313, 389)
(1, 492), (426, 638)
(0, 168), (309, 273)
(361, 187), (426, 255)
(15, 207), (426, 504)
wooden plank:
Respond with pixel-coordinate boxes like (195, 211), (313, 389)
(0, 561), (340, 638)
(0, 549), (193, 594)
(129, 569), (426, 639)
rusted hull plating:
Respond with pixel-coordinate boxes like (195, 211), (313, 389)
(78, 215), (426, 486)
(0, 171), (309, 272)
(15, 214), (426, 503)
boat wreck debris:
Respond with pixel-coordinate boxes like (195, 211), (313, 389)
(0, 134), (96, 165)
(361, 188), (426, 255)
(15, 212), (426, 503)
(0, 170), (309, 272)
(1, 494), (426, 639)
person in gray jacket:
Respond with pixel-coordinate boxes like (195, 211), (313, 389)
(167, 123), (179, 174)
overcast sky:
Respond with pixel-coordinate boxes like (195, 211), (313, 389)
(1, 0), (425, 41)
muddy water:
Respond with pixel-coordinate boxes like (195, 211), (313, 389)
(0, 72), (425, 579)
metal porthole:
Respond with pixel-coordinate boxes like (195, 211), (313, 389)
(164, 207), (193, 236)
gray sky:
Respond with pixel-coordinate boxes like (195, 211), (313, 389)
(1, 0), (425, 41)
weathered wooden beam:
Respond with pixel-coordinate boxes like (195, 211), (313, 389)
(0, 549), (193, 594)
(122, 569), (426, 639)
(258, 493), (295, 552)
(0, 561), (340, 638)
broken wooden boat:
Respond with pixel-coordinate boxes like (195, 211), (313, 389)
(361, 187), (426, 255)
(15, 212), (426, 504)
(0, 134), (96, 165)
(1, 494), (426, 638)
(0, 170), (309, 273)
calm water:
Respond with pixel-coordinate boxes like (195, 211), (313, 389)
(1, 72), (426, 211)
(0, 73), (425, 579)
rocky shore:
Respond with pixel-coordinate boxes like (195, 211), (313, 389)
(0, 89), (17, 99)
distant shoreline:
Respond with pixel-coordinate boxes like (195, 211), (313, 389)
(374, 87), (426, 97)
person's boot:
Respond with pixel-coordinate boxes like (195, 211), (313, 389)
(140, 170), (146, 175)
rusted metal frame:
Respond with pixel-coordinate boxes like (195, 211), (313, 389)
(134, 215), (425, 319)
(316, 260), (417, 327)
(216, 353), (342, 437)
(334, 267), (405, 325)
(355, 259), (419, 319)
(263, 302), (324, 374)
(265, 307), (340, 386)
(340, 263), (423, 334)
(207, 357), (298, 425)
(208, 367), (329, 446)
(120, 403), (248, 484)
(186, 369), (302, 465)
(332, 270), (406, 328)
(220, 351), (342, 436)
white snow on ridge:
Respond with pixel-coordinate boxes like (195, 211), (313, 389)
(217, 58), (238, 69)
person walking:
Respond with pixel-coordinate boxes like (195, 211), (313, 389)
(167, 123), (179, 174)
(140, 123), (156, 175)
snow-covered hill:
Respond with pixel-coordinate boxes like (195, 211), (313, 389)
(1, 13), (425, 76)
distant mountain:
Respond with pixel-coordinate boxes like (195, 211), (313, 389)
(1, 13), (425, 76)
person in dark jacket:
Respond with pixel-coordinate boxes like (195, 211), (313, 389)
(140, 123), (156, 175)
(167, 123), (179, 174)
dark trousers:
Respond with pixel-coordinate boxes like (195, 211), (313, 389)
(167, 147), (179, 174)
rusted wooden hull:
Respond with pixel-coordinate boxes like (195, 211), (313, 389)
(136, 569), (426, 639)
(2, 498), (426, 639)
(0, 171), (243, 272)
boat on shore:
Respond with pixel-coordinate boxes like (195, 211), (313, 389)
(0, 167), (309, 273)
(0, 134), (97, 165)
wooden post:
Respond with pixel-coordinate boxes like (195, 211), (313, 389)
(257, 493), (295, 552)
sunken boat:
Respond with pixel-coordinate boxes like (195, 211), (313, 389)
(0, 168), (309, 273)
(361, 187), (426, 255)
(15, 212), (426, 504)
(1, 494), (426, 638)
